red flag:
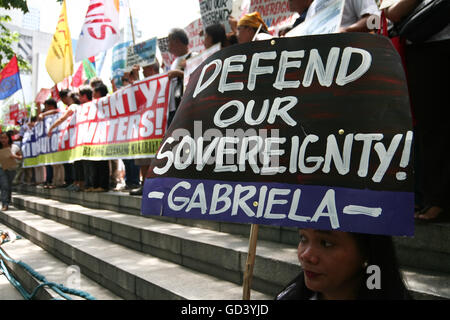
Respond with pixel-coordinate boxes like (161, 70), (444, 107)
(0, 56), (22, 100)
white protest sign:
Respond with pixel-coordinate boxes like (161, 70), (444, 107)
(249, 0), (298, 32)
(126, 37), (157, 70)
(199, 0), (233, 32)
(184, 18), (206, 54)
(112, 41), (132, 86)
(285, 0), (345, 37)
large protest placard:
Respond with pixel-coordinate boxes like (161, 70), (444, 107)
(249, 0), (298, 32)
(6, 103), (19, 125)
(142, 33), (414, 236)
(126, 37), (157, 70)
(22, 74), (170, 167)
(35, 88), (51, 104)
(184, 18), (206, 54)
(112, 41), (133, 87)
(199, 0), (233, 32)
(286, 0), (345, 37)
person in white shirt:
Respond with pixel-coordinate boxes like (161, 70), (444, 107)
(289, 0), (381, 33)
(340, 0), (381, 33)
(167, 28), (196, 126)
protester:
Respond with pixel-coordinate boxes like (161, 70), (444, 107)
(23, 116), (42, 185)
(89, 76), (104, 90)
(92, 83), (108, 99)
(278, 25), (293, 37)
(0, 131), (22, 211)
(84, 84), (110, 192)
(288, 0), (380, 33)
(48, 90), (85, 191)
(57, 89), (74, 188)
(236, 12), (272, 44)
(129, 61), (161, 196)
(204, 23), (228, 49)
(276, 229), (411, 300)
(109, 69), (138, 192)
(30, 104), (47, 187)
(288, 0), (313, 28)
(12, 119), (26, 185)
(339, 0), (381, 33)
(383, 0), (450, 222)
(76, 86), (98, 192)
(38, 98), (65, 189)
(167, 28), (196, 125)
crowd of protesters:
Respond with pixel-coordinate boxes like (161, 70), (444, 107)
(3, 0), (449, 225)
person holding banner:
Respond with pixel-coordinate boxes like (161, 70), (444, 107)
(167, 28), (197, 125)
(288, 0), (380, 33)
(86, 84), (110, 193)
(276, 229), (411, 300)
(237, 12), (273, 44)
(289, 0), (313, 28)
(48, 90), (85, 192)
(39, 99), (65, 189)
(0, 131), (23, 211)
(130, 61), (162, 196)
(339, 0), (381, 33)
(383, 0), (450, 223)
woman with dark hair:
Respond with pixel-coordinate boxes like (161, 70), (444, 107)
(204, 23), (228, 49)
(276, 229), (411, 300)
(0, 131), (23, 211)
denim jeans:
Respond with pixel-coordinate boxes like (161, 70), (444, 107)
(123, 159), (140, 186)
(0, 168), (16, 207)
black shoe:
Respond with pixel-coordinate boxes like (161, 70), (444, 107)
(129, 186), (143, 196)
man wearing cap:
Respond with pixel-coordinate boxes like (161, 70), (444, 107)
(237, 12), (272, 44)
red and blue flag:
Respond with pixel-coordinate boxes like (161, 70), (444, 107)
(0, 56), (22, 100)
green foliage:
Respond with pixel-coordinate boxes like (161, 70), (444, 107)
(0, 0), (31, 71)
(0, 0), (28, 13)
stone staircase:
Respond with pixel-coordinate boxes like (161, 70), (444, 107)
(1, 185), (448, 300)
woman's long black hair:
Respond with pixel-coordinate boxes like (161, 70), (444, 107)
(276, 233), (412, 300)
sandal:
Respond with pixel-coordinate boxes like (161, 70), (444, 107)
(415, 206), (449, 223)
(414, 205), (430, 218)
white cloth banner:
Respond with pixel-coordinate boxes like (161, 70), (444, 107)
(75, 0), (120, 62)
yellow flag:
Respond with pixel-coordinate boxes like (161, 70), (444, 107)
(45, 0), (73, 84)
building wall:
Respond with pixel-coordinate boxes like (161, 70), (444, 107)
(5, 23), (54, 104)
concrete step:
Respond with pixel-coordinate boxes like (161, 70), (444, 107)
(10, 193), (450, 300)
(11, 193), (301, 296)
(0, 223), (120, 300)
(14, 185), (300, 245)
(14, 185), (450, 274)
(0, 207), (271, 300)
(395, 222), (450, 274)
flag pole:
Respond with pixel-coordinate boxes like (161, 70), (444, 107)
(17, 59), (28, 120)
(127, 0), (136, 45)
(243, 224), (259, 300)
